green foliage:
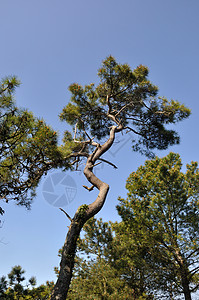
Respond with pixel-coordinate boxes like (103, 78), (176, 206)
(0, 265), (53, 299)
(68, 258), (136, 300)
(0, 76), (71, 214)
(0, 57), (192, 299)
(78, 217), (113, 257)
(67, 218), (155, 299)
(117, 153), (199, 298)
(0, 57), (191, 214)
(8, 265), (26, 286)
(60, 56), (190, 157)
(0, 275), (7, 296)
(66, 153), (199, 299)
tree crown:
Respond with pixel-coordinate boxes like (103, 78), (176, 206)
(116, 153), (199, 297)
(0, 76), (69, 213)
(60, 56), (190, 157)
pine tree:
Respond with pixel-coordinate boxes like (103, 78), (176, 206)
(0, 76), (67, 217)
(0, 265), (53, 299)
(117, 153), (199, 300)
(0, 57), (191, 299)
(51, 56), (190, 299)
(67, 217), (154, 299)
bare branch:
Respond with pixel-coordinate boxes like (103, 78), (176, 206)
(71, 157), (79, 166)
(107, 112), (120, 126)
(66, 152), (89, 159)
(83, 128), (92, 141)
(140, 99), (153, 112)
(126, 117), (146, 124)
(124, 126), (143, 136)
(98, 158), (118, 169)
(73, 122), (78, 140)
(186, 248), (199, 260)
(83, 185), (94, 192)
(92, 161), (102, 168)
(73, 120), (96, 146)
(79, 143), (87, 153)
(115, 103), (132, 118)
(59, 208), (72, 222)
(111, 85), (131, 98)
(73, 125), (99, 148)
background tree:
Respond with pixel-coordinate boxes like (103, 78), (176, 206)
(0, 275), (7, 297)
(67, 218), (154, 299)
(111, 220), (160, 299)
(0, 265), (53, 299)
(0, 76), (68, 218)
(50, 56), (190, 299)
(116, 153), (199, 300)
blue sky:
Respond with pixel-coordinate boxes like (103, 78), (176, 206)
(0, 0), (199, 289)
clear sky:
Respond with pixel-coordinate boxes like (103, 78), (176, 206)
(0, 0), (199, 291)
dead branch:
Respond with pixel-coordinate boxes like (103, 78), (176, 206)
(92, 162), (102, 168)
(83, 185), (95, 192)
(98, 158), (117, 169)
(59, 208), (73, 222)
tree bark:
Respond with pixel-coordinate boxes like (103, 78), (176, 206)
(175, 249), (192, 300)
(50, 125), (121, 300)
(180, 268), (192, 300)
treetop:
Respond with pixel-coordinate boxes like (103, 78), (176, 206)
(60, 56), (191, 157)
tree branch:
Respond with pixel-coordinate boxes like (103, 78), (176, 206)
(83, 185), (94, 192)
(115, 102), (132, 118)
(98, 158), (117, 169)
(59, 208), (72, 222)
(124, 126), (143, 136)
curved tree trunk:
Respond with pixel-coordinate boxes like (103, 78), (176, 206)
(50, 125), (121, 300)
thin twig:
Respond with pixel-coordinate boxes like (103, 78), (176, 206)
(92, 162), (102, 168)
(59, 208), (72, 222)
(83, 185), (95, 192)
(115, 103), (131, 117)
(124, 126), (143, 136)
(98, 158), (118, 169)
